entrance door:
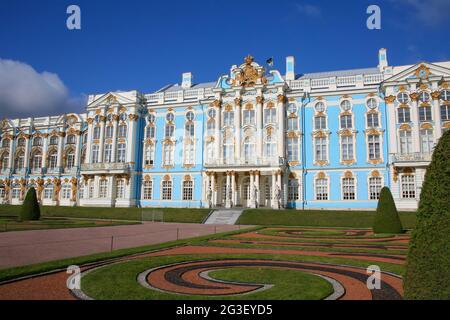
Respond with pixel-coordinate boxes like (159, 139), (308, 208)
(242, 177), (251, 207)
(264, 177), (272, 207)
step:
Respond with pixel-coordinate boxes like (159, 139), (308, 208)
(204, 209), (244, 225)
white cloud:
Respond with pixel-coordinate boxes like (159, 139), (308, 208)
(0, 58), (82, 119)
(393, 0), (450, 27)
(295, 3), (322, 18)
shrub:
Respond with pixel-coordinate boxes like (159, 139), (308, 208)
(372, 187), (403, 234)
(404, 130), (450, 300)
(20, 187), (40, 221)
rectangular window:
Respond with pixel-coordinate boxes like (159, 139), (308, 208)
(207, 121), (215, 136)
(88, 181), (94, 198)
(91, 145), (99, 164)
(340, 115), (353, 129)
(44, 186), (53, 199)
(288, 180), (299, 201)
(162, 181), (172, 200)
(117, 143), (126, 163)
(314, 137), (327, 161)
(441, 105), (450, 121)
(12, 187), (20, 199)
(66, 153), (75, 169)
(401, 175), (416, 199)
(118, 125), (127, 138)
(368, 135), (381, 160)
(185, 123), (194, 137)
(0, 187), (5, 199)
(341, 136), (354, 161)
(420, 129), (434, 154)
(367, 113), (379, 128)
(418, 106), (432, 122)
(79, 184), (84, 199)
(314, 116), (326, 130)
(399, 131), (413, 154)
(184, 143), (195, 165)
(264, 109), (276, 124)
(144, 145), (155, 166)
(223, 111), (234, 126)
(62, 185), (71, 199)
(146, 126), (155, 139)
(183, 181), (193, 201)
(143, 181), (153, 200)
(163, 144), (174, 166)
(243, 109), (255, 125)
(104, 144), (112, 163)
(369, 177), (382, 200)
(105, 126), (113, 138)
(287, 137), (299, 162)
(287, 117), (298, 131)
(93, 127), (101, 139)
(99, 180), (108, 198)
(342, 178), (355, 200)
(398, 108), (411, 123)
(315, 179), (328, 200)
(116, 179), (125, 199)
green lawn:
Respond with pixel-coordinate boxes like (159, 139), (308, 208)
(237, 209), (417, 229)
(0, 216), (137, 233)
(0, 205), (211, 224)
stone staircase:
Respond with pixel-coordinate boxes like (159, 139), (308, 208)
(204, 209), (244, 225)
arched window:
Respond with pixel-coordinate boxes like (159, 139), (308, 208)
(33, 137), (42, 146)
(162, 180), (172, 200)
(342, 177), (356, 200)
(263, 108), (276, 124)
(420, 129), (434, 154)
(223, 110), (234, 126)
(66, 135), (76, 144)
(2, 139), (10, 148)
(288, 179), (299, 201)
(144, 144), (155, 166)
(117, 143), (126, 163)
(18, 138), (26, 147)
(31, 151), (42, 171)
(397, 92), (409, 104)
(182, 180), (193, 201)
(104, 144), (112, 163)
(15, 151), (25, 170)
(243, 136), (255, 163)
(91, 145), (100, 164)
(243, 109), (255, 125)
(264, 135), (276, 159)
(223, 137), (234, 164)
(118, 124), (127, 138)
(66, 149), (76, 169)
(93, 126), (101, 139)
(48, 151), (58, 169)
(0, 152), (9, 170)
(315, 178), (328, 200)
(399, 130), (413, 154)
(369, 177), (382, 200)
(105, 126), (113, 139)
(49, 136), (58, 145)
(143, 180), (153, 200)
(163, 144), (174, 166)
(287, 137), (299, 162)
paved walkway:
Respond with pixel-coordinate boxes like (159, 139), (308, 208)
(0, 222), (243, 269)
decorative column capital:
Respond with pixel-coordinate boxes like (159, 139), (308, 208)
(211, 99), (221, 108)
(277, 95), (286, 103)
(431, 91), (441, 100)
(409, 92), (420, 102)
(256, 96), (264, 104)
(384, 95), (396, 104)
(234, 98), (242, 106)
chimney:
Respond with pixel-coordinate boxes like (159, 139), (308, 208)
(285, 56), (295, 81)
(378, 48), (388, 72)
(182, 72), (193, 89)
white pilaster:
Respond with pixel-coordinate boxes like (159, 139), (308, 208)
(235, 99), (241, 161)
(432, 97), (442, 140)
(85, 121), (93, 163)
(277, 96), (286, 159)
(127, 115), (138, 163)
(111, 116), (119, 162)
(98, 120), (105, 163)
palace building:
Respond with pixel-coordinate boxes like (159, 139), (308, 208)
(0, 49), (449, 211)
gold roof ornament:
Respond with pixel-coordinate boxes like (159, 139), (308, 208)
(415, 64), (431, 79)
(234, 55), (266, 88)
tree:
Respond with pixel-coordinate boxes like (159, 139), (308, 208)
(404, 130), (450, 300)
(372, 187), (403, 234)
(20, 187), (40, 221)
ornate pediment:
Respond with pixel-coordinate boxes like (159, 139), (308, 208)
(231, 55), (267, 88)
(383, 62), (450, 84)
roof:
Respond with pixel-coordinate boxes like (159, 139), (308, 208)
(297, 67), (380, 80)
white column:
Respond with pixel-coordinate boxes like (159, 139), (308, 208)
(277, 95), (286, 159)
(23, 137), (30, 172)
(249, 171), (255, 208)
(74, 132), (82, 168)
(211, 173), (216, 207)
(277, 170), (282, 209)
(111, 116), (119, 162)
(127, 115), (138, 163)
(8, 138), (14, 169)
(214, 103), (221, 162)
(225, 172), (231, 208)
(432, 96), (442, 140)
(385, 96), (397, 156)
(98, 120), (106, 163)
(204, 173), (211, 203)
(85, 121), (93, 164)
(410, 95), (420, 153)
(56, 133), (64, 168)
(271, 171), (277, 208)
(256, 98), (263, 158)
(235, 99), (241, 162)
(255, 171), (260, 208)
(231, 172), (236, 207)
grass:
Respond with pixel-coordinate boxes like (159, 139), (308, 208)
(81, 252), (405, 300)
(0, 205), (211, 224)
(0, 216), (137, 233)
(0, 226), (261, 283)
(237, 209), (417, 229)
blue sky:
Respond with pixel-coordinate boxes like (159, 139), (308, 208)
(0, 0), (449, 118)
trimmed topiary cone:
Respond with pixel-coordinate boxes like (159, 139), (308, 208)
(373, 187), (403, 234)
(20, 187), (41, 221)
(404, 130), (450, 300)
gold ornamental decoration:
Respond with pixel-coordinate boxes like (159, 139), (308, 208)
(414, 64), (430, 79)
(317, 172), (326, 179)
(409, 92), (420, 101)
(384, 95), (396, 104)
(431, 91), (441, 100)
